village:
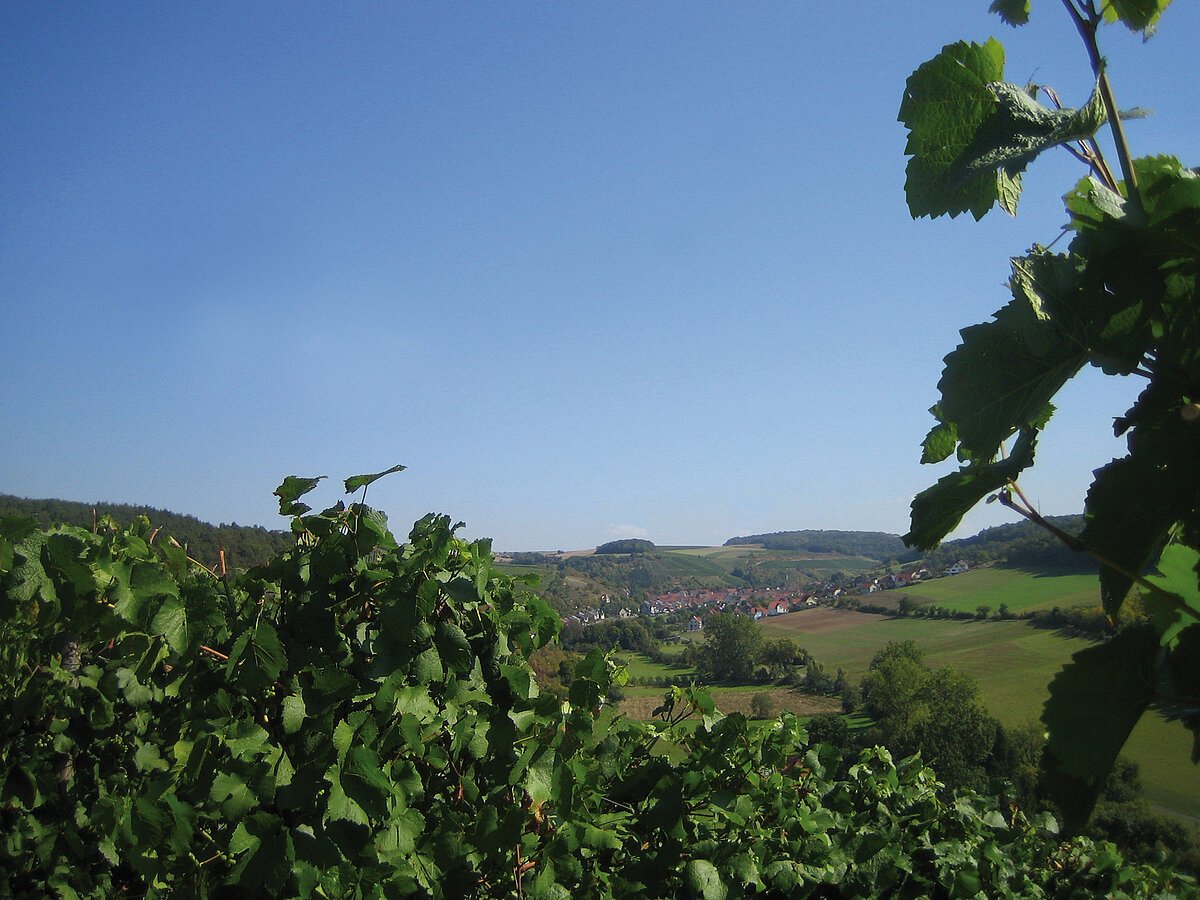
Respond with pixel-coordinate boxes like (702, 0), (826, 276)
(560, 558), (973, 630)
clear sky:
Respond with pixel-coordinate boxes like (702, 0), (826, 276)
(2, 2), (1197, 551)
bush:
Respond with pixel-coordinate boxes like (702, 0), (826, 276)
(750, 692), (777, 719)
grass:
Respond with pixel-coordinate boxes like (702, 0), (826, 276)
(893, 566), (1100, 614)
(661, 546), (878, 578)
(618, 686), (841, 721)
(759, 609), (1200, 819)
(612, 652), (695, 681)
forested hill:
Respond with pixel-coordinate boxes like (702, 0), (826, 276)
(926, 515), (1095, 571)
(724, 529), (913, 561)
(0, 494), (292, 570)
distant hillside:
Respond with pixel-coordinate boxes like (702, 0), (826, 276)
(0, 494), (292, 571)
(724, 529), (913, 562)
(595, 538), (655, 555)
(926, 515), (1095, 572)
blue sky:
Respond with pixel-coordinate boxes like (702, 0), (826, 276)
(2, 2), (1197, 550)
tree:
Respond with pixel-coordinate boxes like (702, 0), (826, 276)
(750, 692), (776, 719)
(861, 642), (999, 791)
(693, 612), (761, 683)
(899, 0), (1199, 829)
(759, 636), (805, 670)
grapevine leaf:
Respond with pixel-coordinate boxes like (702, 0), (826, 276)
(948, 81), (1107, 188)
(1041, 624), (1158, 831)
(1102, 0), (1174, 33)
(274, 474), (326, 516)
(920, 411), (957, 465)
(524, 748), (555, 805)
(226, 813), (292, 892)
(434, 621), (473, 674)
(1157, 625), (1200, 759)
(0, 515), (38, 575)
(905, 429), (1037, 551)
(282, 694), (307, 735)
(341, 747), (392, 821)
(1143, 544), (1200, 648)
(684, 859), (729, 900)
(934, 258), (1086, 462)
(344, 464), (406, 493)
(210, 771), (257, 819)
(1081, 455), (1178, 617)
(899, 39), (1010, 220)
(150, 596), (189, 654)
(233, 622), (287, 691)
(325, 768), (370, 825)
(989, 0), (1031, 25)
(1065, 175), (1129, 229)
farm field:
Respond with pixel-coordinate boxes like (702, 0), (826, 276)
(760, 609), (1200, 819)
(893, 566), (1100, 614)
(618, 685), (841, 721)
(663, 545), (879, 577)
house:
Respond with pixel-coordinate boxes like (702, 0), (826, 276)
(947, 560), (970, 576)
(768, 600), (788, 616)
(687, 615), (703, 632)
(751, 606), (768, 620)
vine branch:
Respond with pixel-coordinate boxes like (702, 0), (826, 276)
(998, 485), (1190, 618)
(1060, 0), (1143, 217)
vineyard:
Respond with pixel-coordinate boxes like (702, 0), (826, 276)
(3, 0), (1199, 894)
(1, 475), (1191, 896)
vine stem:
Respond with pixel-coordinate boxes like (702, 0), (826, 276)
(1060, 0), (1143, 217)
(998, 485), (1190, 618)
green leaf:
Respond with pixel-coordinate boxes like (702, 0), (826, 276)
(947, 81), (1107, 190)
(1144, 543), (1200, 648)
(274, 474), (326, 516)
(211, 771), (258, 818)
(920, 414), (957, 465)
(524, 748), (555, 805)
(684, 859), (728, 900)
(434, 621), (474, 674)
(1042, 624), (1158, 830)
(344, 464), (406, 493)
(150, 596), (189, 654)
(377, 808), (425, 860)
(134, 741), (170, 773)
(989, 0), (1030, 25)
(899, 39), (1010, 220)
(1080, 454), (1178, 618)
(226, 812), (292, 892)
(282, 693), (307, 735)
(340, 747), (392, 821)
(933, 268), (1086, 463)
(251, 622), (287, 681)
(1065, 175), (1130, 229)
(324, 768), (370, 825)
(905, 429), (1037, 550)
(1102, 0), (1174, 33)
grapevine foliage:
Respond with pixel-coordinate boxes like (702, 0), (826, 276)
(1, 472), (1191, 897)
(901, 0), (1199, 829)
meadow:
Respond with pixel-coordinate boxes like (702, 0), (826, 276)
(761, 609), (1199, 820)
(892, 566), (1100, 614)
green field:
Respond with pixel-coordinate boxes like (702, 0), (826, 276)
(894, 566), (1100, 614)
(612, 652), (695, 682)
(663, 546), (878, 583)
(760, 610), (1200, 819)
